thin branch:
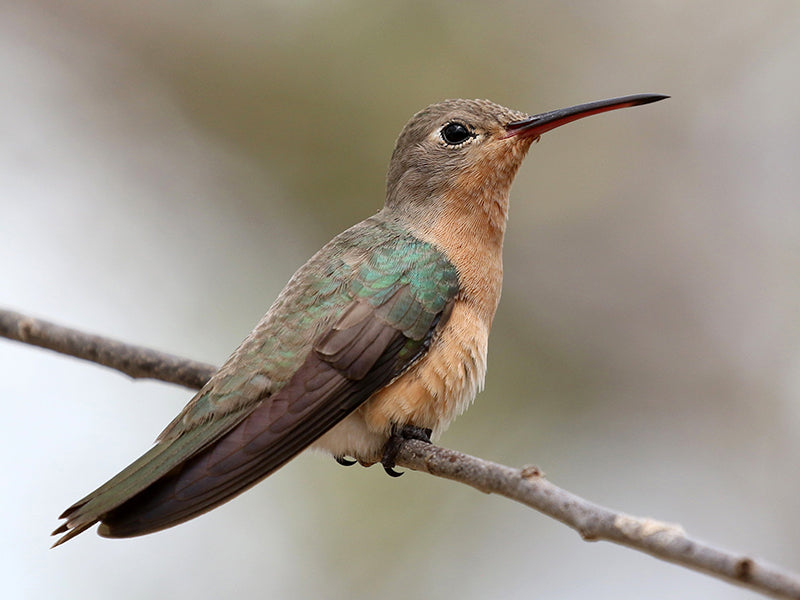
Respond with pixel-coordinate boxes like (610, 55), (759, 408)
(397, 441), (800, 599)
(2, 307), (798, 599)
(0, 308), (216, 390)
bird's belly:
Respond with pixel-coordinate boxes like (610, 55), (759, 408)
(311, 301), (489, 463)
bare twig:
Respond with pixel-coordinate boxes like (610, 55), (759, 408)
(397, 441), (800, 599)
(2, 307), (799, 599)
(0, 308), (216, 389)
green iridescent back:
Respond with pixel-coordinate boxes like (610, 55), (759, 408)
(160, 215), (459, 440)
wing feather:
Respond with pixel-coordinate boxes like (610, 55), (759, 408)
(97, 302), (425, 537)
(53, 220), (460, 544)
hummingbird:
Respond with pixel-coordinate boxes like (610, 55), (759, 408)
(53, 93), (667, 545)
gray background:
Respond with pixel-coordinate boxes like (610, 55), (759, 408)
(3, 2), (800, 599)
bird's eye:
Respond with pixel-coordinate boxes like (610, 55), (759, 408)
(440, 122), (473, 145)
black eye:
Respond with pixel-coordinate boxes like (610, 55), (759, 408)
(440, 122), (472, 145)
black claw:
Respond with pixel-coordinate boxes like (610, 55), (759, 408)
(383, 466), (404, 477)
(380, 424), (434, 477)
(381, 435), (404, 477)
(335, 456), (357, 466)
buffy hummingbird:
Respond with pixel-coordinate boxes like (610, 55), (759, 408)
(53, 93), (667, 545)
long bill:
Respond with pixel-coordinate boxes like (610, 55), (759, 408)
(505, 93), (669, 140)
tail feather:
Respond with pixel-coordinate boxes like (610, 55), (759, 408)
(50, 521), (95, 548)
(52, 410), (249, 546)
(97, 370), (351, 538)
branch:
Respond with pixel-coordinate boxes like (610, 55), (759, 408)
(2, 307), (798, 599)
(398, 442), (799, 599)
(0, 308), (216, 390)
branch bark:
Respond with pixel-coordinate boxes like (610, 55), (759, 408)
(2, 307), (798, 599)
(0, 308), (216, 389)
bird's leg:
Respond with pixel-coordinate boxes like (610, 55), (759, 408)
(381, 424), (433, 477)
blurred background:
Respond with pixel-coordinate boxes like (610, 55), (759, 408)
(2, 1), (800, 598)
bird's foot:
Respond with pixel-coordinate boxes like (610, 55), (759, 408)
(381, 425), (432, 477)
(335, 456), (357, 467)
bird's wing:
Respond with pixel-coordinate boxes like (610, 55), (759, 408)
(53, 228), (459, 544)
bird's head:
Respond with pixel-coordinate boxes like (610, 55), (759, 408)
(384, 94), (667, 234)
